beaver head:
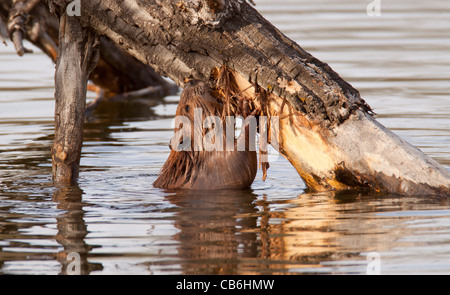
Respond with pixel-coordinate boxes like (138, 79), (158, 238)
(153, 80), (257, 190)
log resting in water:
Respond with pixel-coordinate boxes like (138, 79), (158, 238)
(44, 0), (449, 195)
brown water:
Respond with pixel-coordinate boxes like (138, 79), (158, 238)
(0, 0), (449, 275)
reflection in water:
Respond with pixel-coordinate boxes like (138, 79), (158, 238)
(167, 189), (259, 275)
(159, 190), (450, 274)
(53, 185), (102, 275)
(1, 173), (450, 274)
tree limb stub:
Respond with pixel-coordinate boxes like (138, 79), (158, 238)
(46, 0), (449, 195)
(7, 0), (41, 56)
(52, 12), (98, 184)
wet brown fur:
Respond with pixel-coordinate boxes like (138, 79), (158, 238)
(153, 80), (257, 190)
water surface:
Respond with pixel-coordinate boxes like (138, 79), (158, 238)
(0, 0), (449, 274)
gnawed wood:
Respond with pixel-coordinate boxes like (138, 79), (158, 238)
(325, 111), (450, 195)
(231, 70), (450, 195)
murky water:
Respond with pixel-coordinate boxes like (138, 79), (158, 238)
(1, 0), (449, 275)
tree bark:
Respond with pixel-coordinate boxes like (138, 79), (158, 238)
(39, 0), (450, 194)
(0, 0), (177, 98)
(52, 12), (97, 184)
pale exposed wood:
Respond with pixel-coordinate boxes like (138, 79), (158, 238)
(230, 71), (450, 195)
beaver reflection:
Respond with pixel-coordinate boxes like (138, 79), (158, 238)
(153, 80), (257, 190)
(166, 189), (259, 274)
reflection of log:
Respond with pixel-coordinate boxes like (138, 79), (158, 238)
(53, 185), (102, 274)
(13, 0), (450, 194)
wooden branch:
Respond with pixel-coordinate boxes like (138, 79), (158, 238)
(52, 12), (98, 184)
(45, 0), (368, 126)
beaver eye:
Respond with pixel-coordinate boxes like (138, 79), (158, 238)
(185, 105), (190, 113)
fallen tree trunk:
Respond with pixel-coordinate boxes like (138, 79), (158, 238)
(44, 0), (449, 195)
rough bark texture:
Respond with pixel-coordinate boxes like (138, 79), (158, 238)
(0, 0), (177, 97)
(52, 13), (97, 183)
(9, 0), (450, 194)
(44, 0), (370, 126)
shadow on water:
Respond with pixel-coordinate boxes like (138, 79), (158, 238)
(86, 96), (171, 123)
(84, 97), (172, 143)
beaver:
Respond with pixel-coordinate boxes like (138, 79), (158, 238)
(153, 80), (257, 190)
